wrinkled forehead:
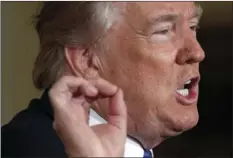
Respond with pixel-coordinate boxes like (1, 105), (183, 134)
(124, 2), (201, 20)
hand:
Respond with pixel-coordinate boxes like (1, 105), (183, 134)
(49, 76), (127, 157)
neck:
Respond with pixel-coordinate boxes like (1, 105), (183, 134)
(126, 117), (164, 149)
(92, 102), (162, 150)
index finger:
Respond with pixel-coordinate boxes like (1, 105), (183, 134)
(49, 76), (89, 109)
(90, 78), (118, 97)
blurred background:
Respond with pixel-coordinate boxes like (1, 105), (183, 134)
(2, 2), (41, 125)
(1, 2), (232, 157)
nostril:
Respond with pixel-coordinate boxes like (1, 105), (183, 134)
(186, 59), (194, 64)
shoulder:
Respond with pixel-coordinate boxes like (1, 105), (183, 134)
(2, 99), (67, 157)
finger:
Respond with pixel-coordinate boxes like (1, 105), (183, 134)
(73, 83), (98, 98)
(107, 88), (127, 130)
(72, 83), (97, 123)
(51, 76), (87, 93)
(49, 76), (89, 109)
(90, 78), (118, 97)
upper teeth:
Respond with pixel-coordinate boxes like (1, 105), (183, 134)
(185, 80), (191, 84)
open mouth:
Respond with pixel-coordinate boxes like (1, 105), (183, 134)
(176, 77), (199, 105)
(176, 79), (192, 97)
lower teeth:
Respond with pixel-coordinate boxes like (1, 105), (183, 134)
(177, 89), (189, 96)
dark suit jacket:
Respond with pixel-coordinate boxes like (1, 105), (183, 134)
(2, 89), (67, 157)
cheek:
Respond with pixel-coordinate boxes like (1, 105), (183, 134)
(99, 26), (179, 102)
(117, 61), (175, 114)
(101, 37), (178, 105)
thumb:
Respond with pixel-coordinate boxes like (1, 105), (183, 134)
(107, 88), (127, 131)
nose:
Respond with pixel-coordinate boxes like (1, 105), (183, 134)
(176, 30), (205, 65)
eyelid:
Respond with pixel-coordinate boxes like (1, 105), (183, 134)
(189, 23), (200, 30)
(152, 22), (173, 33)
(153, 26), (171, 33)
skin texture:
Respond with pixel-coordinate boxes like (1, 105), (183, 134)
(49, 76), (127, 157)
(62, 2), (205, 150)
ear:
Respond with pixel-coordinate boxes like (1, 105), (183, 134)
(64, 46), (88, 77)
(64, 46), (100, 78)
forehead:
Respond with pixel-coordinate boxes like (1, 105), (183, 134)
(126, 2), (197, 18)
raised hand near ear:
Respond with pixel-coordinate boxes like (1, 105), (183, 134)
(49, 76), (127, 157)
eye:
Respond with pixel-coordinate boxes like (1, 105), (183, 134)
(190, 24), (200, 32)
(154, 27), (171, 35)
(150, 24), (174, 42)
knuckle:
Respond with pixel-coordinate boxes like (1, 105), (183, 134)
(60, 76), (71, 83)
(95, 78), (102, 86)
(77, 77), (86, 85)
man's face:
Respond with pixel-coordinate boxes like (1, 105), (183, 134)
(95, 2), (205, 148)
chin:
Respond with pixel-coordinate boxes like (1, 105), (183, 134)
(172, 110), (199, 133)
(161, 105), (199, 137)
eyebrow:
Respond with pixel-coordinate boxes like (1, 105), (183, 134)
(148, 14), (179, 25)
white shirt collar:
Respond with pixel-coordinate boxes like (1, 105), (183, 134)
(89, 109), (153, 157)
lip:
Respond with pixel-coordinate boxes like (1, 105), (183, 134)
(175, 77), (200, 106)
